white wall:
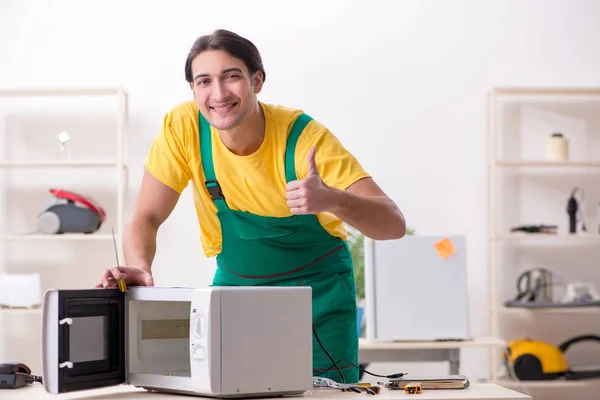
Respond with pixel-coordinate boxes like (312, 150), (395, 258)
(1, 0), (600, 395)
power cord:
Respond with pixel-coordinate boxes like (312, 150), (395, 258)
(312, 324), (408, 384)
(26, 374), (43, 385)
(312, 324), (345, 384)
(316, 358), (407, 379)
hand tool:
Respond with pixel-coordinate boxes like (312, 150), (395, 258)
(112, 228), (126, 292)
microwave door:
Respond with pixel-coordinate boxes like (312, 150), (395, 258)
(42, 289), (126, 394)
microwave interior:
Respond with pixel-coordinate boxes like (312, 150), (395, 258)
(56, 289), (192, 393)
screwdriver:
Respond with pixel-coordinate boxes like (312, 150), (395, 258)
(112, 228), (127, 292)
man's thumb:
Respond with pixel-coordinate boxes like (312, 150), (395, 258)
(307, 146), (319, 176)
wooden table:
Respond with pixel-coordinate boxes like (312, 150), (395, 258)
(3, 383), (530, 399)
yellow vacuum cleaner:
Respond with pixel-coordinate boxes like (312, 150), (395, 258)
(504, 335), (600, 380)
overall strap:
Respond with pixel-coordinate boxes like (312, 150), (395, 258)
(199, 112), (229, 212)
(284, 113), (313, 183)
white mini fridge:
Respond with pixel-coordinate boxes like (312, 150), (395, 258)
(364, 235), (470, 342)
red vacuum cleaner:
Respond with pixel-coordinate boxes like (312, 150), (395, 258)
(37, 189), (106, 234)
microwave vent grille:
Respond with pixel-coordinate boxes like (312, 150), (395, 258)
(140, 318), (190, 340)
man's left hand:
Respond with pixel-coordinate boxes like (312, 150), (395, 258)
(285, 146), (336, 215)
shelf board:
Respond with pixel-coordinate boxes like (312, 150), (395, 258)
(0, 160), (126, 168)
(494, 160), (600, 168)
(496, 306), (600, 314)
(0, 307), (42, 315)
(0, 233), (115, 241)
(492, 86), (600, 96)
(0, 88), (125, 97)
(494, 378), (600, 389)
(359, 336), (506, 350)
(494, 234), (600, 243)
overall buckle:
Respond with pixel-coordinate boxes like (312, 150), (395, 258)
(205, 180), (225, 201)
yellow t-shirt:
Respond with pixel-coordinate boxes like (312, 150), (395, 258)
(144, 100), (371, 257)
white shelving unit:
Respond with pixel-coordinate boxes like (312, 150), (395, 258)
(0, 87), (129, 309)
(0, 307), (42, 315)
(0, 234), (116, 241)
(486, 86), (600, 397)
(0, 87), (129, 236)
(496, 160), (600, 167)
(0, 160), (123, 167)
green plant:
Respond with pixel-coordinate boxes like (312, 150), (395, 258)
(347, 227), (365, 300)
(346, 225), (415, 300)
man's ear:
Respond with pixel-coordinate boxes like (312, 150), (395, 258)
(252, 71), (264, 94)
(190, 82), (196, 99)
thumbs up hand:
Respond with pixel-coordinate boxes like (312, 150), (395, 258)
(285, 146), (335, 215)
(306, 146), (320, 178)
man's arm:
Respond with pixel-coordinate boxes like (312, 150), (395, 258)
(329, 177), (405, 240)
(123, 168), (181, 273)
(286, 146), (406, 240)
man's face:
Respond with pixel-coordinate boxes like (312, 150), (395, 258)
(190, 49), (263, 131)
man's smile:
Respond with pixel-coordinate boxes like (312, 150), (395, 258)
(210, 102), (239, 116)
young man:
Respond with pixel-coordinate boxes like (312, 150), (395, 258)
(97, 29), (406, 383)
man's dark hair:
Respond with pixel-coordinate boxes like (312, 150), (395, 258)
(185, 29), (266, 84)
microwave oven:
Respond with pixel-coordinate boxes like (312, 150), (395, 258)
(41, 286), (313, 397)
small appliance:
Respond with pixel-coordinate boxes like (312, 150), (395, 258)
(512, 268), (553, 303)
(41, 286), (313, 398)
(504, 335), (600, 381)
(562, 282), (600, 303)
(0, 273), (42, 308)
(567, 187), (585, 234)
(0, 362), (42, 389)
(505, 269), (600, 308)
(37, 189), (106, 234)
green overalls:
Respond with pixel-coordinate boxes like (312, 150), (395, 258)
(198, 111), (359, 383)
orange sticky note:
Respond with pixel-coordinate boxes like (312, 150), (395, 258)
(434, 237), (456, 260)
